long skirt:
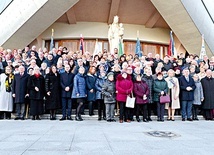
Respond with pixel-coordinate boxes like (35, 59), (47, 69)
(30, 99), (43, 115)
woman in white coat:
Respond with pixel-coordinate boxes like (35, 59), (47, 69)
(165, 69), (180, 121)
(0, 66), (13, 119)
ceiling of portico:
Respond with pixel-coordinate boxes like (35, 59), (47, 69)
(56, 0), (169, 29)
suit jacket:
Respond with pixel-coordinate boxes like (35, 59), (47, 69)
(179, 75), (196, 101)
(60, 72), (74, 98)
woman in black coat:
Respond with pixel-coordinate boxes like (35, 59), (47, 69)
(86, 66), (97, 116)
(27, 67), (45, 120)
(45, 65), (61, 120)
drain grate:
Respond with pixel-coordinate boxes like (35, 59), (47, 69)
(145, 131), (180, 138)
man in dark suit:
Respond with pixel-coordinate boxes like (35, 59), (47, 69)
(12, 65), (29, 120)
(179, 68), (196, 121)
(60, 64), (74, 121)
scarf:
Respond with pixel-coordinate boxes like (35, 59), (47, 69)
(5, 73), (14, 92)
(35, 73), (40, 78)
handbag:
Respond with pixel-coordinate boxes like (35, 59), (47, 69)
(126, 92), (135, 108)
(160, 94), (170, 104)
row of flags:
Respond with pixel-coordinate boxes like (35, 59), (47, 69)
(50, 29), (206, 60)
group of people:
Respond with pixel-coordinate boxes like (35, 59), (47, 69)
(0, 45), (214, 123)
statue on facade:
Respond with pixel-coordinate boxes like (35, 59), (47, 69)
(108, 16), (124, 55)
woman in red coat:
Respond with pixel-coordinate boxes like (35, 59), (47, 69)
(116, 71), (133, 123)
(133, 75), (149, 122)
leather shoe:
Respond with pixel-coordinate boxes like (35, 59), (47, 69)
(21, 117), (25, 120)
(111, 119), (116, 122)
(147, 117), (152, 121)
(126, 119), (131, 123)
(195, 117), (199, 121)
(119, 119), (123, 123)
(67, 116), (73, 120)
(187, 118), (193, 121)
(59, 117), (66, 121)
(143, 119), (148, 122)
(75, 116), (83, 121)
(36, 116), (41, 120)
(182, 118), (185, 121)
(14, 117), (20, 120)
(136, 118), (141, 122)
(107, 119), (111, 122)
(98, 117), (101, 121)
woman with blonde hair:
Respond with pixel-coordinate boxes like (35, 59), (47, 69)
(165, 69), (180, 121)
(27, 67), (45, 120)
(0, 66), (13, 119)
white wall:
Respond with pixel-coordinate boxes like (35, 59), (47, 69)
(39, 22), (170, 44)
(30, 22), (186, 55)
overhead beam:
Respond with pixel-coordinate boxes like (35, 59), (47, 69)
(108, 0), (121, 24)
(66, 7), (76, 24)
(145, 10), (161, 28)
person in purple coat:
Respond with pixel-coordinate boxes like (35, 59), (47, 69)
(133, 74), (149, 122)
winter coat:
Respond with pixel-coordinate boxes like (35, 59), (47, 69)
(102, 80), (116, 104)
(12, 73), (29, 103)
(86, 73), (97, 101)
(153, 78), (168, 102)
(45, 73), (61, 110)
(116, 74), (133, 102)
(165, 77), (180, 109)
(72, 73), (87, 98)
(0, 74), (13, 111)
(60, 72), (74, 98)
(142, 75), (154, 103)
(133, 80), (149, 104)
(95, 76), (106, 100)
(193, 80), (204, 105)
(27, 75), (45, 100)
(201, 77), (214, 109)
(179, 75), (196, 101)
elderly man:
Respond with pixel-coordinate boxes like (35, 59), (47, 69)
(179, 68), (196, 121)
(201, 69), (214, 120)
(12, 66), (29, 120)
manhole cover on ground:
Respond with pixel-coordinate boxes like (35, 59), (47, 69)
(145, 131), (180, 138)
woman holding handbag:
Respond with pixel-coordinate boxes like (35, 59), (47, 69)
(165, 69), (180, 121)
(153, 72), (168, 122)
(116, 70), (133, 123)
(133, 74), (149, 122)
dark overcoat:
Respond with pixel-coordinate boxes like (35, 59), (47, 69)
(201, 77), (214, 109)
(27, 75), (45, 100)
(153, 78), (168, 102)
(45, 73), (61, 110)
(12, 73), (29, 103)
(86, 73), (97, 101)
(133, 80), (149, 104)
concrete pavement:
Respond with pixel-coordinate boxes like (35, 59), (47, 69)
(0, 118), (214, 155)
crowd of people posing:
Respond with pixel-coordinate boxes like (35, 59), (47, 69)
(0, 45), (214, 123)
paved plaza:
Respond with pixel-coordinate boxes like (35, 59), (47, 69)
(0, 117), (214, 155)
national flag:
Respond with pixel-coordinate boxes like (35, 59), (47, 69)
(199, 34), (206, 60)
(135, 37), (142, 57)
(80, 34), (84, 54)
(93, 39), (99, 59)
(168, 31), (177, 58)
(118, 39), (123, 57)
(50, 29), (54, 50)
